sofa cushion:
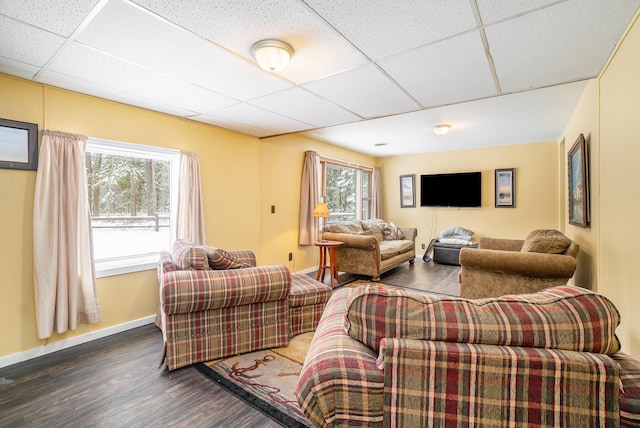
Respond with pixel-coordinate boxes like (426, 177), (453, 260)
(379, 240), (414, 260)
(171, 239), (210, 270)
(203, 246), (251, 270)
(345, 284), (621, 355)
(521, 229), (572, 254)
(361, 219), (385, 241)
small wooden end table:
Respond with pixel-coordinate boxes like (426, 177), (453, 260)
(314, 240), (343, 288)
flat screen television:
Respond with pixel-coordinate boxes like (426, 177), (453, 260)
(420, 172), (482, 207)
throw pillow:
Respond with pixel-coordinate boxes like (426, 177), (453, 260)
(345, 284), (621, 356)
(171, 239), (210, 270)
(382, 222), (405, 240)
(439, 226), (474, 239)
(204, 246), (251, 270)
(521, 229), (571, 254)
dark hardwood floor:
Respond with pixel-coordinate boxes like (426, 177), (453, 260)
(0, 259), (459, 428)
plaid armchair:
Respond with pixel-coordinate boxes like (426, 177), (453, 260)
(158, 240), (291, 371)
(297, 285), (640, 427)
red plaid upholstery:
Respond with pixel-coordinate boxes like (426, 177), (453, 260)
(612, 352), (640, 427)
(381, 339), (620, 427)
(296, 288), (384, 427)
(289, 273), (332, 337)
(346, 284), (621, 355)
(170, 239), (210, 270)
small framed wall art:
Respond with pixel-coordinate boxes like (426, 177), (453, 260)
(0, 118), (39, 170)
(568, 133), (589, 228)
(495, 168), (515, 208)
(400, 174), (415, 208)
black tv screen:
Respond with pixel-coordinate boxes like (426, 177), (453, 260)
(420, 172), (482, 207)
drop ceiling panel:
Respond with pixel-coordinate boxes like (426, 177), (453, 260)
(191, 114), (275, 138)
(132, 0), (368, 84)
(249, 87), (361, 127)
(487, 0), (640, 93)
(303, 81), (588, 156)
(476, 0), (559, 25)
(36, 69), (198, 118)
(304, 0), (477, 60)
(0, 57), (40, 80)
(46, 43), (238, 114)
(0, 0), (101, 37)
(76, 0), (291, 101)
(302, 64), (420, 118)
(378, 30), (497, 108)
(0, 15), (66, 67)
(206, 103), (313, 135)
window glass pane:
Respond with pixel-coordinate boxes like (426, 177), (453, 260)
(325, 164), (357, 222)
(362, 172), (370, 198)
(86, 150), (172, 261)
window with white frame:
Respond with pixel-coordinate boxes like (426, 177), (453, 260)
(321, 158), (373, 222)
(85, 138), (180, 277)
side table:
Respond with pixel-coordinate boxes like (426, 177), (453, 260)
(314, 240), (343, 288)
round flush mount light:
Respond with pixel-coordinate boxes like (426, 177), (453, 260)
(251, 39), (294, 72)
(433, 124), (451, 136)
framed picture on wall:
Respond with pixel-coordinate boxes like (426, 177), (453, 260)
(0, 118), (38, 170)
(568, 133), (589, 227)
(400, 174), (415, 208)
(495, 168), (515, 208)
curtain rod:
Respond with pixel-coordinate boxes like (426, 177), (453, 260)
(319, 154), (374, 171)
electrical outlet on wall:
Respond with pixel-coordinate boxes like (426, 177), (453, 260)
(421, 243), (426, 249)
(288, 252), (293, 261)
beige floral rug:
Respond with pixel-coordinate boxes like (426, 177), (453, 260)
(196, 333), (314, 428)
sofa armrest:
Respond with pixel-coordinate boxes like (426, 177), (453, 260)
(321, 232), (378, 250)
(398, 227), (417, 242)
(459, 247), (576, 277)
(162, 265), (290, 314)
(478, 237), (523, 251)
(379, 339), (620, 427)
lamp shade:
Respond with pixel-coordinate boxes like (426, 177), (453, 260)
(251, 39), (293, 72)
(312, 202), (330, 218)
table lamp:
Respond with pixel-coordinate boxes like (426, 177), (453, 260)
(312, 202), (330, 242)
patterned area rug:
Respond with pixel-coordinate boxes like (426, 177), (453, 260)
(195, 332), (315, 428)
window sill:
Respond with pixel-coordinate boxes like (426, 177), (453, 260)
(95, 255), (158, 278)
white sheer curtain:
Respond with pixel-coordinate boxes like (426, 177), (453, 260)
(33, 130), (101, 339)
(176, 151), (206, 245)
(299, 151), (320, 245)
(372, 166), (383, 219)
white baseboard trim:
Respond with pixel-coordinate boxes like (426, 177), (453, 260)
(0, 315), (156, 369)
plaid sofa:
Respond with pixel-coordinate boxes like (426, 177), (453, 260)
(158, 240), (331, 371)
(296, 285), (640, 427)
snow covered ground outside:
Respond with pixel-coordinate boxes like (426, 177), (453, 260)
(92, 227), (170, 260)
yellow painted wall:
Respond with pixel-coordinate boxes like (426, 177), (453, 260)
(259, 134), (376, 271)
(559, 79), (599, 290)
(598, 12), (640, 355)
(0, 73), (261, 359)
(378, 142), (561, 250)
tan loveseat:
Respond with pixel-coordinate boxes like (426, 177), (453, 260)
(321, 219), (417, 282)
(459, 229), (579, 299)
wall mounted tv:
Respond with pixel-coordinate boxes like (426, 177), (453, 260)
(420, 172), (482, 207)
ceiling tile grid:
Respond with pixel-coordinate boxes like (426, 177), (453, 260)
(0, 0), (638, 155)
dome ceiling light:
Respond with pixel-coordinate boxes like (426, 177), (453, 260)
(251, 39), (294, 72)
(433, 124), (451, 136)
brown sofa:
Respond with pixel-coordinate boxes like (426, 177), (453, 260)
(321, 219), (417, 282)
(459, 229), (579, 299)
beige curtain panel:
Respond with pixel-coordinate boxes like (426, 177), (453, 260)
(372, 166), (383, 219)
(299, 150), (320, 246)
(176, 151), (206, 245)
(33, 130), (101, 339)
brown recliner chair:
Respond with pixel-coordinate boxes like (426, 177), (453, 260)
(459, 229), (579, 299)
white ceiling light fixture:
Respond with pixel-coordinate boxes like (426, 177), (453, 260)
(251, 39), (294, 73)
(433, 124), (451, 136)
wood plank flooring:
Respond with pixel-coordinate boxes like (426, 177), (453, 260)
(0, 259), (459, 427)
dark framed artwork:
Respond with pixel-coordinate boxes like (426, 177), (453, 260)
(495, 168), (515, 208)
(0, 118), (38, 170)
(400, 174), (415, 208)
(568, 133), (589, 227)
